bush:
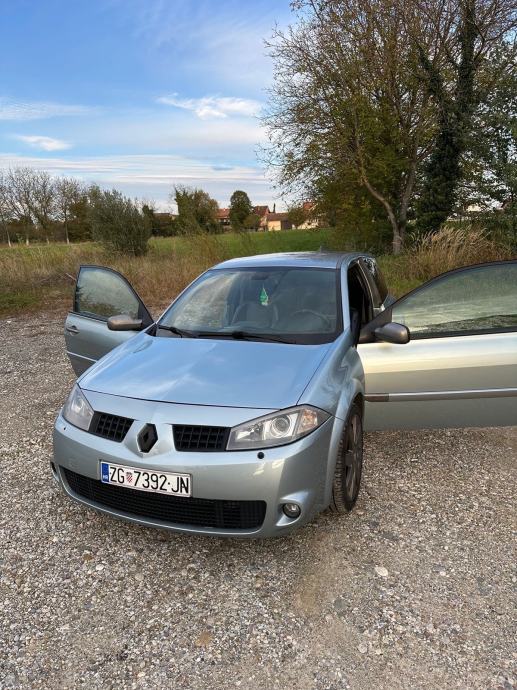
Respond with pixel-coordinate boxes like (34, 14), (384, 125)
(243, 213), (261, 231)
(173, 187), (220, 235)
(89, 189), (151, 255)
(406, 223), (513, 281)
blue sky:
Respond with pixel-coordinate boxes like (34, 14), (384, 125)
(0, 0), (293, 209)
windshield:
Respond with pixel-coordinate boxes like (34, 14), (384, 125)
(158, 267), (342, 344)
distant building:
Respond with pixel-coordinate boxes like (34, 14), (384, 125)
(266, 212), (292, 231)
(155, 212), (176, 223)
(253, 206), (270, 231)
(215, 200), (322, 231)
(216, 208), (231, 227)
(265, 202), (322, 231)
(297, 201), (321, 229)
(216, 205), (271, 230)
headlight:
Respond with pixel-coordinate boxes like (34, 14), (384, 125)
(227, 406), (330, 450)
(62, 385), (94, 431)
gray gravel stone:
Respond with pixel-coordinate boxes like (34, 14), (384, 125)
(0, 313), (516, 690)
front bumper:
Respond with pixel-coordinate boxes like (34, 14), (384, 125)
(52, 399), (335, 538)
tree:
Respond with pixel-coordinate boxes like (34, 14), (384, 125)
(287, 205), (308, 229)
(30, 169), (55, 239)
(414, 0), (517, 233)
(264, 0), (437, 253)
(229, 190), (252, 230)
(264, 0), (516, 253)
(172, 186), (220, 234)
(89, 189), (151, 255)
(55, 177), (83, 244)
(68, 190), (92, 242)
(1, 168), (39, 243)
(142, 203), (162, 236)
(0, 171), (12, 246)
(243, 213), (261, 231)
(0, 167), (59, 242)
(462, 45), (517, 241)
(314, 169), (394, 251)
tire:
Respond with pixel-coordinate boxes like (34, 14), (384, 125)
(329, 402), (363, 513)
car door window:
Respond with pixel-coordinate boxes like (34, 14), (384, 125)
(392, 262), (517, 338)
(75, 266), (142, 321)
(348, 263), (375, 344)
(361, 257), (388, 304)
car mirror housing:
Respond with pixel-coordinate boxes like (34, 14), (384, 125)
(107, 314), (144, 331)
(374, 322), (410, 344)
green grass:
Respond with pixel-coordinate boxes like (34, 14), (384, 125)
(3, 225), (507, 317)
(0, 230), (337, 317)
(376, 255), (422, 296)
(0, 289), (40, 313)
(148, 228), (332, 256)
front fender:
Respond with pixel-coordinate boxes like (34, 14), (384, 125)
(297, 334), (365, 507)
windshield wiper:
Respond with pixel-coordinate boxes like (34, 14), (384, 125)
(158, 325), (296, 344)
(195, 330), (297, 344)
(157, 324), (199, 338)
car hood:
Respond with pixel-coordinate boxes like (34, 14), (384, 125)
(79, 333), (331, 410)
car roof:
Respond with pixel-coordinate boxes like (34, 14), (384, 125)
(213, 251), (369, 270)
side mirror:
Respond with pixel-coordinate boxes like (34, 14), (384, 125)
(107, 314), (144, 331)
(374, 322), (410, 344)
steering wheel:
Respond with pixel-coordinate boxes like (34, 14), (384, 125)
(290, 309), (332, 330)
(231, 300), (279, 326)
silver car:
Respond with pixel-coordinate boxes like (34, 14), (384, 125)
(53, 252), (517, 537)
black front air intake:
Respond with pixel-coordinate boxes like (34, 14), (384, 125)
(62, 468), (266, 530)
(89, 412), (133, 442)
(173, 425), (230, 452)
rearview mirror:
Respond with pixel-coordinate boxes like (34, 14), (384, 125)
(107, 314), (144, 331)
(374, 322), (410, 344)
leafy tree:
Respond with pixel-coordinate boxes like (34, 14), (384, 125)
(55, 177), (84, 244)
(414, 0), (516, 234)
(141, 204), (174, 236)
(462, 45), (517, 242)
(29, 169), (55, 239)
(1, 167), (56, 243)
(89, 189), (151, 255)
(142, 204), (163, 236)
(172, 186), (219, 234)
(229, 190), (252, 230)
(315, 170), (393, 252)
(243, 213), (261, 231)
(264, 0), (437, 253)
(287, 205), (308, 229)
(0, 171), (12, 246)
(68, 193), (92, 242)
(264, 0), (516, 253)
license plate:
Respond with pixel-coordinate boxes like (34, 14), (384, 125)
(100, 462), (191, 497)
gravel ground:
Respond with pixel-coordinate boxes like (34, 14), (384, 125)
(0, 313), (515, 690)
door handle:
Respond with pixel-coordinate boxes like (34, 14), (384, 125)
(66, 325), (79, 335)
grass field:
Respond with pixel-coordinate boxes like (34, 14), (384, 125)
(0, 230), (332, 316)
(0, 226), (512, 317)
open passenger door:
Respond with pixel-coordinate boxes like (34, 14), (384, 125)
(358, 261), (517, 431)
(65, 265), (153, 376)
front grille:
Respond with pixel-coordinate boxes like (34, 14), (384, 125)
(89, 412), (133, 442)
(62, 468), (266, 530)
(173, 425), (229, 452)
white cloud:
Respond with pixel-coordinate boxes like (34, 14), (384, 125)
(157, 94), (261, 119)
(0, 97), (92, 121)
(0, 152), (281, 210)
(15, 135), (71, 151)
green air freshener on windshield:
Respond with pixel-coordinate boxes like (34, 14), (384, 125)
(259, 286), (269, 306)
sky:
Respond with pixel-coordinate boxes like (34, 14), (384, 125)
(0, 0), (293, 210)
